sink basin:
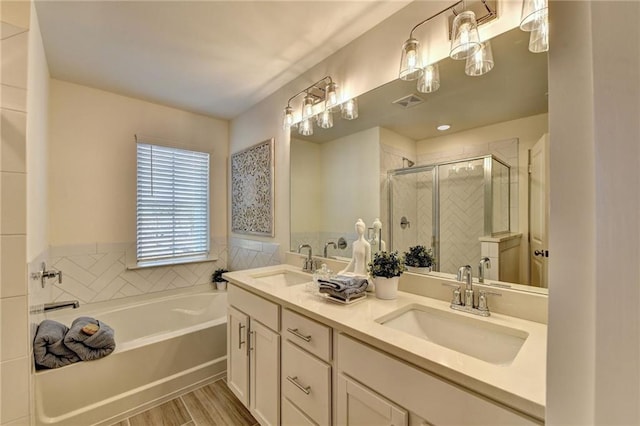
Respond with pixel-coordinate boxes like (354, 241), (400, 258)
(376, 304), (528, 365)
(251, 269), (312, 287)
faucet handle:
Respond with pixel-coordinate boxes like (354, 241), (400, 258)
(478, 290), (501, 312)
(441, 282), (462, 306)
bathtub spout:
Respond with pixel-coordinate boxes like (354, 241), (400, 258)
(44, 300), (80, 312)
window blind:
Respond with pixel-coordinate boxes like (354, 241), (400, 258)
(136, 143), (210, 263)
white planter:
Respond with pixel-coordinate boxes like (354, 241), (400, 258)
(406, 266), (432, 274)
(215, 281), (227, 291)
(373, 276), (400, 300)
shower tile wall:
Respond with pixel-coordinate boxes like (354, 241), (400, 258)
(438, 163), (485, 274)
(44, 238), (228, 304)
(1, 7), (31, 425)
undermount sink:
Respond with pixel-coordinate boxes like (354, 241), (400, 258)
(376, 304), (528, 366)
(251, 269), (312, 287)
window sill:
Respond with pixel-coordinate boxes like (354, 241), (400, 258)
(127, 254), (219, 270)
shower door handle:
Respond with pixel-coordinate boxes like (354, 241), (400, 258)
(238, 324), (246, 350)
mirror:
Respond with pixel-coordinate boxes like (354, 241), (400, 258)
(290, 28), (549, 290)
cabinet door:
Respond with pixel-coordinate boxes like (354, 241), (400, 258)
(227, 306), (249, 406)
(337, 374), (408, 426)
(250, 320), (280, 426)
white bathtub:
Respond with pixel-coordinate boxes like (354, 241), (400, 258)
(34, 286), (227, 426)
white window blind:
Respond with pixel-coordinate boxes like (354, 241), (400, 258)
(136, 143), (210, 263)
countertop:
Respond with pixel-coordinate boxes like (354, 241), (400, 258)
(224, 264), (546, 421)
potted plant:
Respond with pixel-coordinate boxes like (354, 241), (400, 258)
(212, 268), (229, 291)
(368, 251), (406, 300)
(404, 245), (435, 274)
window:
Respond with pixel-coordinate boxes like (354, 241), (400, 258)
(136, 143), (210, 264)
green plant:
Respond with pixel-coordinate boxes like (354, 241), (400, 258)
(368, 251), (406, 278)
(404, 245), (435, 268)
(212, 268), (229, 283)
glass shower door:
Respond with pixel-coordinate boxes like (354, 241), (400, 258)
(388, 166), (435, 264)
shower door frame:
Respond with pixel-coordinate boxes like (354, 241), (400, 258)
(387, 154), (511, 273)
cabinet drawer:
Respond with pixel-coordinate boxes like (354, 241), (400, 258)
(283, 309), (332, 361)
(282, 397), (317, 426)
(337, 334), (541, 425)
(228, 284), (279, 331)
(282, 341), (331, 426)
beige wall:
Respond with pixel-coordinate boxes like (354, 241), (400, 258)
(48, 80), (229, 246)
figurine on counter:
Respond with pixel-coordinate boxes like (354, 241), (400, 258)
(339, 218), (371, 277)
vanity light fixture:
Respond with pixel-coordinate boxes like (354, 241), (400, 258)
(399, 1), (496, 92)
(519, 0), (549, 53)
(341, 98), (358, 120)
(417, 63), (441, 93)
(282, 76), (354, 133)
(519, 0), (548, 31)
(465, 40), (494, 76)
(528, 15), (549, 53)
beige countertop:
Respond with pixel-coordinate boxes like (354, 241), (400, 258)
(224, 264), (546, 421)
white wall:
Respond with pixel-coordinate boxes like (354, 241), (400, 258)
(48, 79), (228, 246)
(547, 1), (640, 424)
(290, 138), (322, 234)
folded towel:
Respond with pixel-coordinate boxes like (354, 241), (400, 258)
(318, 275), (369, 301)
(33, 320), (81, 369)
(64, 317), (116, 361)
(317, 275), (369, 292)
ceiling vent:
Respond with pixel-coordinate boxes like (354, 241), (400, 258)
(392, 94), (424, 109)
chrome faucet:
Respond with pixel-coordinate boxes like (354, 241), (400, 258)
(298, 244), (320, 273)
(44, 300), (80, 312)
(478, 257), (491, 283)
(441, 264), (501, 317)
(457, 265), (474, 307)
(323, 241), (337, 258)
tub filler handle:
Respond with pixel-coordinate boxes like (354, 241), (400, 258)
(238, 324), (246, 350)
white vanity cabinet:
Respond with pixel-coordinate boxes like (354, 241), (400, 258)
(227, 285), (280, 426)
(336, 333), (542, 426)
(281, 308), (333, 426)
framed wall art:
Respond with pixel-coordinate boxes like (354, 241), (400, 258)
(231, 138), (275, 236)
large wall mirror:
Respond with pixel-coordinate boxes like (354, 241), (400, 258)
(290, 28), (549, 292)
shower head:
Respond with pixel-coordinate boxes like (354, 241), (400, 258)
(402, 157), (415, 168)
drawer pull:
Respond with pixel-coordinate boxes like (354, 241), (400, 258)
(287, 327), (312, 342)
(287, 375), (311, 395)
(238, 324), (245, 349)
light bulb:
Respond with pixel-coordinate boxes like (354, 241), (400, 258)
(450, 11), (481, 60)
(399, 38), (423, 81)
(341, 98), (358, 120)
(298, 118), (313, 136)
(302, 94), (314, 119)
(417, 63), (440, 93)
(282, 106), (293, 129)
(317, 109), (333, 129)
(325, 82), (338, 109)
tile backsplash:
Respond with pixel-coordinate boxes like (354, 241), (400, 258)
(34, 238), (228, 305)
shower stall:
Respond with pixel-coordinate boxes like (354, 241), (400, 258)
(388, 155), (510, 275)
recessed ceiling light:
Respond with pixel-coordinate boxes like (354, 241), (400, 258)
(437, 124), (451, 131)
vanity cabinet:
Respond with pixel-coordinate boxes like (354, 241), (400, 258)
(227, 285), (280, 426)
(281, 308), (333, 426)
(336, 333), (542, 426)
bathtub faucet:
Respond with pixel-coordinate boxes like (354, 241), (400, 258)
(44, 300), (80, 312)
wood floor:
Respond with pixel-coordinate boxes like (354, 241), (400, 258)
(111, 379), (258, 426)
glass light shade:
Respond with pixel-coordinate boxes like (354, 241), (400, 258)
(282, 106), (294, 129)
(399, 38), (423, 81)
(341, 98), (358, 120)
(528, 16), (549, 53)
(465, 40), (494, 76)
(298, 118), (313, 136)
(417, 63), (440, 93)
(302, 93), (314, 119)
(317, 109), (333, 129)
(520, 0), (548, 31)
(325, 82), (338, 109)
(449, 11), (481, 60)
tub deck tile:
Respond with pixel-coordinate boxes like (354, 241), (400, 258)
(129, 399), (191, 426)
(181, 381), (256, 426)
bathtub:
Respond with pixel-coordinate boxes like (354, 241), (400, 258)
(34, 285), (227, 426)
